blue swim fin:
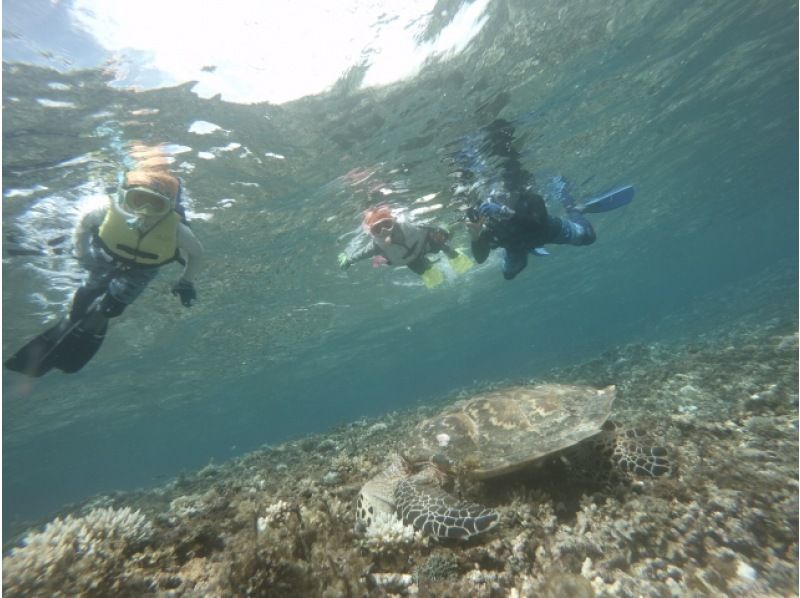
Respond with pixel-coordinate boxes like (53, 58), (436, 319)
(578, 185), (634, 214)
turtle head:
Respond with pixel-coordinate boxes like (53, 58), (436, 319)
(354, 454), (411, 537)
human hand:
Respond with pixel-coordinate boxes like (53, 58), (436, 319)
(464, 216), (485, 241)
(428, 227), (450, 245)
(337, 253), (351, 270)
(96, 248), (115, 264)
(478, 201), (515, 220)
(171, 279), (196, 307)
(76, 246), (114, 269)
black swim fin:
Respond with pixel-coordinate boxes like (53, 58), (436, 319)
(52, 312), (108, 373)
(4, 310), (108, 377)
(5, 317), (75, 377)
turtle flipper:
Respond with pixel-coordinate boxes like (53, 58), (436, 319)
(355, 456), (409, 535)
(394, 475), (499, 540)
(611, 428), (672, 477)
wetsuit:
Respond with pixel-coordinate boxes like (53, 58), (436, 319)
(346, 222), (458, 274)
(465, 119), (596, 280)
(471, 191), (595, 280)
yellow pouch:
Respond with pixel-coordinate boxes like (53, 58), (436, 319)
(448, 249), (474, 274)
(421, 265), (445, 288)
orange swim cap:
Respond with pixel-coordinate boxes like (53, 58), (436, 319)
(128, 142), (175, 171)
(123, 170), (180, 202)
(363, 204), (394, 231)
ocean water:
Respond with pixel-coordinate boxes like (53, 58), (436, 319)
(2, 0), (797, 547)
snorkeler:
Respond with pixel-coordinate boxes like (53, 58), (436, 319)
(458, 119), (633, 280)
(337, 204), (473, 288)
(5, 169), (204, 377)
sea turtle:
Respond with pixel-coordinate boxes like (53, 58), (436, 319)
(355, 383), (670, 541)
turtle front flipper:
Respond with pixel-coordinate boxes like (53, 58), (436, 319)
(394, 470), (499, 540)
(612, 428), (672, 477)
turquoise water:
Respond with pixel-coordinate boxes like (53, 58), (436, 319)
(2, 0), (797, 537)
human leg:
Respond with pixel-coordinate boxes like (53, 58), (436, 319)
(425, 228), (458, 259)
(99, 267), (159, 316)
(406, 256), (446, 288)
(61, 267), (158, 372)
(69, 285), (107, 321)
(74, 263), (160, 319)
(69, 258), (119, 321)
(406, 256), (433, 275)
(546, 214), (596, 246)
(501, 247), (529, 280)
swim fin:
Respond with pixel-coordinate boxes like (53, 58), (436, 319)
(421, 265), (445, 288)
(4, 310), (108, 377)
(577, 185), (635, 214)
(52, 311), (108, 373)
(448, 249), (474, 274)
(4, 317), (75, 377)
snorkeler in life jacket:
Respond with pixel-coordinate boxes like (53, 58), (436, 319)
(5, 169), (205, 377)
(337, 204), (474, 288)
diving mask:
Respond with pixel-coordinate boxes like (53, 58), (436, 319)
(370, 218), (394, 236)
(118, 186), (173, 217)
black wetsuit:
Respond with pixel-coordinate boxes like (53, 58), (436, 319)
(465, 119), (596, 280)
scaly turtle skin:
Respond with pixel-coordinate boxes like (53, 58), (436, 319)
(356, 454), (499, 540)
(356, 383), (670, 541)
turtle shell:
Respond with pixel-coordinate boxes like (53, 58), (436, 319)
(417, 384), (615, 479)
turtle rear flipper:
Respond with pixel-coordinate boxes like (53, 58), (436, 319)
(395, 476), (499, 540)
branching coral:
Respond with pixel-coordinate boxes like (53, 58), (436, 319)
(3, 507), (153, 596)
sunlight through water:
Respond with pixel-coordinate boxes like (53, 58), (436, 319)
(67, 0), (492, 103)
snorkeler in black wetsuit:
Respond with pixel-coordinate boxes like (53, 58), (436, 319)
(462, 119), (605, 280)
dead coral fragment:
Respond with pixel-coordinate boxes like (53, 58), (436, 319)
(257, 500), (293, 533)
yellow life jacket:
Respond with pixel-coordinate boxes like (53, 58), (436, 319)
(97, 203), (180, 267)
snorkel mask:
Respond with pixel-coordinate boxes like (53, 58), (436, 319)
(117, 169), (179, 219)
(118, 186), (174, 217)
(362, 204), (397, 244)
(363, 204), (395, 232)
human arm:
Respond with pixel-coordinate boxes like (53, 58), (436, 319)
(173, 223), (204, 306)
(470, 234), (490, 264)
(72, 206), (107, 265)
(464, 216), (491, 264)
(176, 223), (204, 282)
(338, 238), (380, 269)
(469, 192), (547, 259)
(419, 226), (458, 259)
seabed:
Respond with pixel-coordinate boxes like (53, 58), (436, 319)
(3, 311), (798, 597)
